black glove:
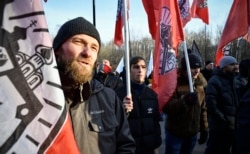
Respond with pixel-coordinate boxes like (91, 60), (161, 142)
(198, 131), (208, 144)
(184, 92), (198, 105)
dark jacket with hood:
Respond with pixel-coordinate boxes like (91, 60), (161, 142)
(206, 67), (239, 132)
(163, 70), (208, 137)
(60, 72), (136, 154)
(116, 81), (162, 154)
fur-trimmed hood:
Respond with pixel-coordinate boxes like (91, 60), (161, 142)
(194, 73), (207, 88)
(177, 69), (207, 88)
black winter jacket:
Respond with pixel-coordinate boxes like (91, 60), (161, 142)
(61, 73), (136, 154)
(206, 68), (239, 132)
(236, 87), (250, 153)
(116, 82), (162, 154)
(94, 72), (123, 90)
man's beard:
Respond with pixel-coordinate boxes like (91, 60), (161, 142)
(57, 54), (94, 84)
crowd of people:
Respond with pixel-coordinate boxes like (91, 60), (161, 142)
(52, 16), (250, 154)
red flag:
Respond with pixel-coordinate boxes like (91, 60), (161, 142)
(0, 1), (79, 153)
(191, 0), (209, 24)
(142, 0), (160, 40)
(152, 0), (184, 111)
(114, 0), (129, 47)
(215, 0), (250, 65)
(178, 0), (192, 27)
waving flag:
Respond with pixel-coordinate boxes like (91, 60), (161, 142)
(152, 0), (184, 111)
(191, 0), (209, 24)
(114, 0), (124, 46)
(114, 0), (130, 47)
(215, 0), (250, 65)
(178, 0), (192, 27)
(115, 57), (124, 74)
(191, 40), (203, 64)
(0, 1), (79, 153)
(142, 0), (160, 40)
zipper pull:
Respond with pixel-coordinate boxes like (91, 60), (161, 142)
(79, 83), (84, 102)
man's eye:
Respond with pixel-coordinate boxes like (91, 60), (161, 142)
(91, 46), (98, 52)
(72, 38), (83, 45)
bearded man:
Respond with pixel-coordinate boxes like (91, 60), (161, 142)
(53, 17), (135, 154)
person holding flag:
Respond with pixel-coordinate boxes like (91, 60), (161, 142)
(162, 53), (208, 154)
(53, 16), (135, 154)
(115, 56), (162, 154)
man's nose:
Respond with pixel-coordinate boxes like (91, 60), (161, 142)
(81, 46), (91, 57)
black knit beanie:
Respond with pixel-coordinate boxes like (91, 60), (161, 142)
(53, 17), (101, 51)
(181, 54), (201, 70)
(205, 60), (213, 66)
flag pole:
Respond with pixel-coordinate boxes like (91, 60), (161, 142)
(92, 0), (96, 26)
(236, 37), (242, 60)
(204, 24), (206, 62)
(183, 40), (194, 92)
(123, 0), (131, 96)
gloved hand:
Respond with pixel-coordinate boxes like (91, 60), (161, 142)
(184, 92), (198, 105)
(198, 130), (208, 144)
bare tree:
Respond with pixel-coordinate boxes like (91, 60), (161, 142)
(99, 24), (250, 71)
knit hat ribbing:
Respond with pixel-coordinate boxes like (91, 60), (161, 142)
(53, 17), (101, 51)
(219, 56), (237, 69)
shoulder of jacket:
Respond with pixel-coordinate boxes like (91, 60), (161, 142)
(91, 79), (104, 93)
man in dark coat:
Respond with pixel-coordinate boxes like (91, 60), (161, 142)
(201, 60), (214, 82)
(235, 59), (250, 97)
(205, 56), (239, 154)
(235, 59), (250, 153)
(116, 56), (162, 154)
(53, 17), (135, 154)
(236, 82), (250, 154)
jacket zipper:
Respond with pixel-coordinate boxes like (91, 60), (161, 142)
(79, 83), (84, 102)
(79, 83), (91, 153)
